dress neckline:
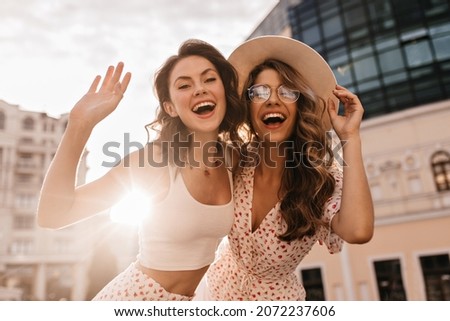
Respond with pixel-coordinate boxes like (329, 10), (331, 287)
(247, 166), (279, 234)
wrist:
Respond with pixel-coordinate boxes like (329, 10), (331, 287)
(65, 118), (94, 142)
(339, 133), (361, 145)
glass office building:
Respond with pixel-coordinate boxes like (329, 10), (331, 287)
(288, 0), (450, 119)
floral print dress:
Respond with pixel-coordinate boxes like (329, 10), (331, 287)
(206, 162), (343, 301)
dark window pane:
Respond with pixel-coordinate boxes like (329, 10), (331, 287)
(420, 254), (450, 300)
(354, 56), (379, 81)
(379, 48), (406, 73)
(323, 16), (343, 38)
(302, 25), (321, 44)
(432, 34), (450, 61)
(344, 6), (367, 29)
(301, 268), (325, 301)
(404, 40), (433, 67)
(374, 259), (407, 300)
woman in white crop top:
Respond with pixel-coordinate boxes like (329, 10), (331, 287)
(37, 39), (246, 300)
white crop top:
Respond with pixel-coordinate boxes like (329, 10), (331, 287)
(137, 165), (234, 271)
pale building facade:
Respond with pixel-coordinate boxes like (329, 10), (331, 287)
(0, 100), (96, 300)
(300, 100), (450, 300)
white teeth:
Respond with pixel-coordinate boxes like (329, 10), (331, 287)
(263, 113), (285, 121)
(193, 101), (215, 112)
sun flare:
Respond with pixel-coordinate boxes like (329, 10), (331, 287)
(109, 190), (151, 226)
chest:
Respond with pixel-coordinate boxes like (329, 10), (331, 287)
(251, 173), (281, 232)
(230, 205), (318, 269)
(143, 173), (234, 241)
(181, 167), (232, 205)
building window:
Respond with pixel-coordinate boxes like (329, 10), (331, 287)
(374, 259), (407, 300)
(0, 110), (5, 130)
(431, 151), (450, 192)
(15, 193), (36, 209)
(13, 215), (35, 230)
(19, 137), (34, 145)
(8, 239), (34, 255)
(15, 174), (33, 184)
(300, 267), (325, 300)
(54, 239), (71, 254)
(17, 153), (34, 169)
(22, 117), (35, 130)
(378, 48), (406, 73)
(403, 39), (434, 68)
(420, 254), (450, 300)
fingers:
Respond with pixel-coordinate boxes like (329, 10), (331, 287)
(327, 97), (338, 119)
(120, 72), (132, 93)
(87, 75), (101, 93)
(93, 62), (131, 94)
(333, 85), (362, 106)
(99, 65), (115, 92)
(110, 62), (125, 89)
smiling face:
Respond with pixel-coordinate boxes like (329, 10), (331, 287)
(163, 55), (227, 136)
(249, 68), (298, 143)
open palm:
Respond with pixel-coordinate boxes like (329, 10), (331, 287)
(70, 62), (132, 129)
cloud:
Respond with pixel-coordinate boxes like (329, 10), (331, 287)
(0, 0), (278, 178)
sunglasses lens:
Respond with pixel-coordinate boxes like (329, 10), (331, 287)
(248, 85), (270, 102)
(278, 86), (300, 103)
(248, 85), (300, 103)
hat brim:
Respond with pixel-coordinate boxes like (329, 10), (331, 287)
(228, 35), (337, 130)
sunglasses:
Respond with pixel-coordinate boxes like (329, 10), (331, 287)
(247, 84), (300, 103)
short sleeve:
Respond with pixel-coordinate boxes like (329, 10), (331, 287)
(318, 161), (343, 254)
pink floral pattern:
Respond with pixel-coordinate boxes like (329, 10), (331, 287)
(206, 162), (343, 301)
(92, 262), (193, 301)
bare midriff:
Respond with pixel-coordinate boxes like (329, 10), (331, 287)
(136, 261), (209, 297)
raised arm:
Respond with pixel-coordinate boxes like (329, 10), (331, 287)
(37, 62), (132, 229)
(327, 85), (374, 244)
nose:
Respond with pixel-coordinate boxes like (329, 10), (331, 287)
(266, 88), (280, 105)
(193, 84), (207, 96)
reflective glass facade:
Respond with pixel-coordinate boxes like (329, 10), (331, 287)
(288, 0), (450, 119)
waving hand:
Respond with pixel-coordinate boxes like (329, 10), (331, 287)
(70, 62), (132, 129)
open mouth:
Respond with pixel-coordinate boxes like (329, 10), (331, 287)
(262, 112), (286, 125)
(192, 101), (216, 115)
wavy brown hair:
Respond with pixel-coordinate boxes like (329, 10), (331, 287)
(146, 39), (245, 164)
(241, 59), (336, 241)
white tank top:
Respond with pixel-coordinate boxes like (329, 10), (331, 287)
(137, 165), (234, 271)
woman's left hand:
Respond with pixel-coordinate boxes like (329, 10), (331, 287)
(328, 84), (364, 140)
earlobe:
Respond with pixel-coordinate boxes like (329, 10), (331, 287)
(163, 102), (178, 117)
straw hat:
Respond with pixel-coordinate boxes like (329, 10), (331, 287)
(228, 35), (337, 130)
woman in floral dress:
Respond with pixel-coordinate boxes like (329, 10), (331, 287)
(205, 36), (374, 300)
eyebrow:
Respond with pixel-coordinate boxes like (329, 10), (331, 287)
(173, 68), (218, 83)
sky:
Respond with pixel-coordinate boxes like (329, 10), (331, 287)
(0, 0), (278, 180)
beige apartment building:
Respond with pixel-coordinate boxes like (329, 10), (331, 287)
(300, 99), (450, 300)
(0, 100), (98, 300)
